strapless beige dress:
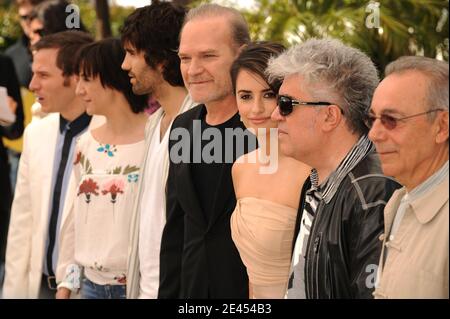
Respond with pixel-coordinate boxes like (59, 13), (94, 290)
(230, 197), (297, 299)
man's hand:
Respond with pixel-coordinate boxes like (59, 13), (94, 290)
(55, 287), (71, 299)
(7, 96), (17, 114)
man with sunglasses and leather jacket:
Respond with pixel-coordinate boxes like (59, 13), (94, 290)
(267, 38), (401, 299)
(368, 56), (449, 299)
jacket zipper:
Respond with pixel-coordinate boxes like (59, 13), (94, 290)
(313, 232), (322, 299)
(305, 200), (323, 299)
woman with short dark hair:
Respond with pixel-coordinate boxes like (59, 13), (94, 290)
(55, 38), (148, 299)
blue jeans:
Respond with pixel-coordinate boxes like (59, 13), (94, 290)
(7, 149), (20, 192)
(80, 277), (126, 299)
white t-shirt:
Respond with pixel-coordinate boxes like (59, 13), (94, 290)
(138, 120), (170, 298)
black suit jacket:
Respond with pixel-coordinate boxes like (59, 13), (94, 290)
(0, 54), (24, 262)
(159, 104), (254, 298)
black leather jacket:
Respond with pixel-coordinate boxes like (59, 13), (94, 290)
(293, 150), (400, 299)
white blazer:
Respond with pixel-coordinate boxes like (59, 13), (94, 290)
(2, 113), (103, 298)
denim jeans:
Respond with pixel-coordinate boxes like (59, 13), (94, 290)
(80, 277), (126, 299)
(7, 149), (20, 192)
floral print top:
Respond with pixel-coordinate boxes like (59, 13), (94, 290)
(61, 131), (145, 287)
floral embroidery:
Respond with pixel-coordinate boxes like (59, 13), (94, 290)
(97, 144), (117, 157)
(122, 165), (139, 175)
(107, 165), (139, 176)
(74, 151), (93, 174)
(114, 274), (127, 284)
(77, 178), (99, 203)
(74, 151), (82, 165)
(64, 264), (81, 291)
(102, 179), (125, 220)
(101, 179), (125, 203)
(91, 262), (109, 272)
(128, 174), (139, 183)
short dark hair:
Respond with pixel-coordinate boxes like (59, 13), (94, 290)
(76, 38), (148, 114)
(32, 30), (94, 77)
(230, 41), (286, 94)
(32, 0), (87, 35)
(120, 0), (186, 87)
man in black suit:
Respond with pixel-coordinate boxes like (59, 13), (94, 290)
(0, 54), (25, 286)
(158, 4), (255, 298)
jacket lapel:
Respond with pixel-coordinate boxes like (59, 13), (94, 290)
(176, 106), (207, 228)
(39, 114), (60, 229)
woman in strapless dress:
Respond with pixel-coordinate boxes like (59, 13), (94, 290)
(229, 42), (311, 299)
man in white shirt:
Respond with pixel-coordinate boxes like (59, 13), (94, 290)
(120, 2), (196, 299)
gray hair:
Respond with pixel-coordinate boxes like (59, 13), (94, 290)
(183, 3), (250, 48)
(385, 56), (449, 119)
(267, 38), (379, 135)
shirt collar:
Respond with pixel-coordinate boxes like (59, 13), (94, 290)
(406, 160), (449, 201)
(59, 112), (92, 135)
(406, 161), (449, 224)
(308, 135), (374, 204)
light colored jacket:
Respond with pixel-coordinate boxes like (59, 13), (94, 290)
(374, 177), (449, 299)
(126, 95), (196, 299)
(2, 114), (103, 298)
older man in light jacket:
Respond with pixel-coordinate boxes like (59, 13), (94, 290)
(368, 56), (449, 299)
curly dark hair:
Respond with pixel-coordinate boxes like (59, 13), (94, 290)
(120, 0), (186, 87)
(75, 38), (148, 114)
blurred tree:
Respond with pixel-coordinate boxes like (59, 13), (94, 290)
(240, 0), (449, 73)
(94, 0), (111, 39)
(2, 0), (448, 72)
(0, 1), (22, 50)
(0, 0), (136, 51)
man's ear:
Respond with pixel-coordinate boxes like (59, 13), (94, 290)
(156, 62), (165, 74)
(234, 43), (248, 58)
(435, 110), (449, 144)
(63, 75), (75, 87)
(321, 105), (343, 132)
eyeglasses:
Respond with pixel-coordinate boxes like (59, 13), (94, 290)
(277, 95), (334, 116)
(365, 109), (445, 130)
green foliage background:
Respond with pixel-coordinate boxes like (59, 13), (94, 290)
(1, 0), (448, 73)
(0, 0), (134, 49)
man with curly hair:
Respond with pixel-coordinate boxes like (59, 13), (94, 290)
(120, 1), (197, 299)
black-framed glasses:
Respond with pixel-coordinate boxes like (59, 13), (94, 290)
(277, 95), (333, 116)
(365, 109), (445, 130)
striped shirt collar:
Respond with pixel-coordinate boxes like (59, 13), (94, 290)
(308, 135), (374, 204)
(404, 160), (449, 203)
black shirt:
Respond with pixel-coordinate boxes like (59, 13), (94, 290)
(190, 107), (255, 223)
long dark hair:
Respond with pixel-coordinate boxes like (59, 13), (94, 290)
(230, 41), (286, 94)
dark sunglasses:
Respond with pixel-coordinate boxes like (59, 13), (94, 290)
(365, 109), (445, 130)
(277, 95), (333, 116)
